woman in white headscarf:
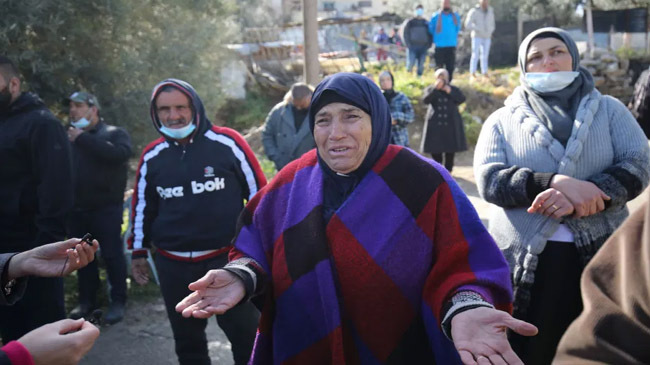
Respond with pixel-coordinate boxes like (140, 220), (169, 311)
(474, 27), (650, 364)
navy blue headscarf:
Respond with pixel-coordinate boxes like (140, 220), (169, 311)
(308, 72), (392, 221)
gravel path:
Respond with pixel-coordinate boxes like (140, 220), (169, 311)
(80, 296), (234, 365)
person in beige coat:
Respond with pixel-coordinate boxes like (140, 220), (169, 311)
(554, 189), (650, 364)
(464, 0), (495, 77)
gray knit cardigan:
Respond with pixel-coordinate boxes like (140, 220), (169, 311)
(474, 87), (650, 314)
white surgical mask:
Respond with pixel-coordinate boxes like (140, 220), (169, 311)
(415, 8), (424, 16)
(71, 117), (91, 129)
(524, 71), (580, 93)
(160, 122), (196, 139)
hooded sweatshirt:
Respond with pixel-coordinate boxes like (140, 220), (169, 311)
(0, 92), (73, 252)
(128, 79), (267, 258)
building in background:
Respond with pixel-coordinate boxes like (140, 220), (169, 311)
(266, 0), (391, 24)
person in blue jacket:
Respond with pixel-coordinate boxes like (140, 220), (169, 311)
(429, 0), (462, 81)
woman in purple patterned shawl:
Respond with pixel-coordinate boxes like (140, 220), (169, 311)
(176, 73), (537, 364)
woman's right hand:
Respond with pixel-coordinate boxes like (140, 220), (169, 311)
(528, 188), (574, 219)
(550, 174), (610, 218)
(175, 269), (245, 319)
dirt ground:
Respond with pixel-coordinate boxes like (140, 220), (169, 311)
(80, 296), (234, 365)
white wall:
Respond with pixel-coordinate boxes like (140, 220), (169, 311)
(220, 60), (249, 100)
(566, 27), (649, 52)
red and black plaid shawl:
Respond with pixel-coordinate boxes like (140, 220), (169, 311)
(231, 146), (512, 364)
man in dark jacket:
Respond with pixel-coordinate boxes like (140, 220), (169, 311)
(66, 91), (132, 324)
(401, 4), (433, 76)
(262, 83), (315, 171)
(128, 79), (266, 365)
(0, 55), (74, 342)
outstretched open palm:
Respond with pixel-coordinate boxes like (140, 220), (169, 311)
(452, 307), (538, 365)
(175, 269), (245, 319)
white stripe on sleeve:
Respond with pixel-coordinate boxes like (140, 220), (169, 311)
(205, 130), (258, 200)
(133, 142), (169, 250)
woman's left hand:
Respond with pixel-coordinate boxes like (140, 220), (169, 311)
(451, 307), (538, 365)
(527, 188), (574, 219)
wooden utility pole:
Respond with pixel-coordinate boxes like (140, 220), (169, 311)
(585, 0), (595, 59)
(302, 0), (320, 84)
(517, 9), (524, 47)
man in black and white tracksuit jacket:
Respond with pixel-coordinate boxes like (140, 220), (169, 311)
(128, 78), (267, 365)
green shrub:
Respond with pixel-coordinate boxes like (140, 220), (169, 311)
(462, 110), (483, 147)
(361, 65), (516, 148)
(217, 90), (277, 131)
(257, 155), (278, 181)
(616, 46), (644, 60)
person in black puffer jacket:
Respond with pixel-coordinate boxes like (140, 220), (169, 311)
(0, 55), (73, 343)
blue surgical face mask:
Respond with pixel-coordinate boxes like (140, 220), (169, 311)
(160, 121), (196, 139)
(415, 8), (424, 16)
(71, 117), (91, 129)
(70, 107), (93, 128)
(524, 71), (580, 93)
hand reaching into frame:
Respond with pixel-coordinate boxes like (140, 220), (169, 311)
(7, 238), (98, 280)
(18, 318), (100, 365)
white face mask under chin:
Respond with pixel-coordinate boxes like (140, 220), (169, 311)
(524, 71), (580, 93)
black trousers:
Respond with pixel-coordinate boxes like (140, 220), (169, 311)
(431, 152), (455, 172)
(155, 253), (259, 365)
(434, 46), (456, 81)
(0, 276), (65, 342)
(67, 203), (127, 306)
(509, 241), (583, 365)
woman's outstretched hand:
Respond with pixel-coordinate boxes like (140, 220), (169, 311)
(175, 269), (245, 318)
(452, 307), (538, 365)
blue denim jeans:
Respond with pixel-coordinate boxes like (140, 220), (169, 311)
(407, 47), (428, 76)
(470, 37), (492, 75)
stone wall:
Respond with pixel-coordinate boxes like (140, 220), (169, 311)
(580, 48), (633, 105)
